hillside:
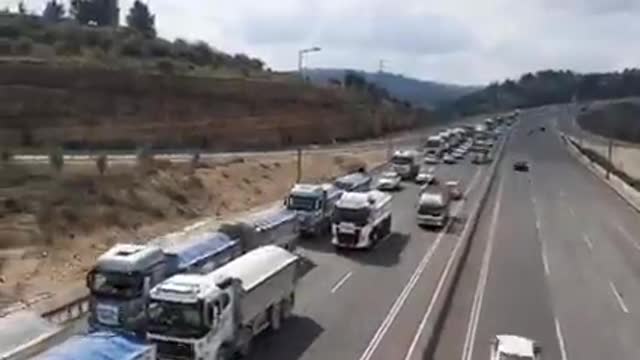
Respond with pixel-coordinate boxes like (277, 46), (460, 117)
(578, 101), (640, 143)
(306, 68), (479, 109)
(449, 69), (640, 115)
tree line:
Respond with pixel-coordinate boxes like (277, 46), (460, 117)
(0, 1), (264, 74)
(447, 69), (640, 115)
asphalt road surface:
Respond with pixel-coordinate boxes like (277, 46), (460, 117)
(433, 106), (640, 360)
(245, 152), (493, 360)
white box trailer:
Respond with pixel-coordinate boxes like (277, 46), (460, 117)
(147, 245), (299, 359)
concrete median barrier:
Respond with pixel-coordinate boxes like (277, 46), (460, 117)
(417, 127), (512, 360)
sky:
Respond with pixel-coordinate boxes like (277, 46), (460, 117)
(12, 0), (640, 85)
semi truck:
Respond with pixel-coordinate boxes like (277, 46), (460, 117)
(391, 150), (420, 180)
(417, 188), (451, 228)
(147, 245), (300, 360)
(86, 207), (298, 334)
(285, 183), (343, 237)
(425, 135), (444, 157)
(332, 190), (392, 249)
(34, 331), (156, 360)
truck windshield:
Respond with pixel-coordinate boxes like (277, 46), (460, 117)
(89, 271), (144, 299)
(288, 195), (319, 211)
(148, 300), (208, 338)
(391, 156), (412, 165)
(335, 207), (370, 226)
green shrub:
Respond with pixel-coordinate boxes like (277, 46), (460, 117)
(148, 38), (171, 57)
(14, 37), (33, 55)
(0, 38), (12, 55)
(0, 23), (21, 39)
(54, 39), (82, 55)
(120, 35), (144, 57)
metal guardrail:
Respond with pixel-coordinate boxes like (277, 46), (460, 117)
(41, 297), (90, 325)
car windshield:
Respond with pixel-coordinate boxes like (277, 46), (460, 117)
(147, 300), (208, 338)
(89, 271), (143, 299)
(288, 195), (319, 211)
(382, 173), (397, 179)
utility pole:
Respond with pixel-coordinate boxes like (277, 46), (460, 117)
(606, 139), (613, 180)
(296, 148), (302, 182)
(377, 59), (393, 160)
(297, 47), (322, 83)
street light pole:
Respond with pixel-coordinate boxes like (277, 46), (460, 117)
(297, 46), (322, 82)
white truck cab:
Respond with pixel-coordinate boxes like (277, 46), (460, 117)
(490, 334), (542, 360)
(417, 189), (451, 228)
(147, 245), (299, 360)
(332, 191), (392, 249)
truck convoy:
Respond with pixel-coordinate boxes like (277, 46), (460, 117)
(332, 190), (392, 249)
(147, 245), (300, 360)
(417, 188), (451, 228)
(285, 183), (342, 237)
(86, 207), (298, 334)
(391, 150), (420, 180)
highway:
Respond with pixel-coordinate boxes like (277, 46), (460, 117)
(432, 107), (640, 360)
(245, 146), (494, 360)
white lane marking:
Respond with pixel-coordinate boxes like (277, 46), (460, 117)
(582, 234), (593, 250)
(609, 281), (630, 314)
(555, 317), (569, 360)
(461, 176), (505, 360)
(402, 169), (484, 360)
(568, 206), (575, 217)
(559, 189), (566, 198)
(535, 219), (541, 232)
(541, 242), (551, 276)
(615, 223), (640, 251)
(359, 169), (482, 360)
(330, 272), (352, 293)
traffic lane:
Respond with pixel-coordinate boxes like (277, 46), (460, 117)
(467, 147), (561, 360)
(536, 111), (640, 305)
(527, 127), (640, 359)
(248, 162), (484, 360)
(365, 166), (487, 360)
(430, 150), (506, 360)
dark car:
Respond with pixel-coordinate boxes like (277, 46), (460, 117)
(539, 126), (546, 132)
(514, 161), (530, 172)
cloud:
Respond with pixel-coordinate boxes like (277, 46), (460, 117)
(17, 0), (640, 84)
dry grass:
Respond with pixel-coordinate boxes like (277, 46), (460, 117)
(0, 149), (386, 304)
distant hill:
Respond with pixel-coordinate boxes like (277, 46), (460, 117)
(449, 69), (640, 116)
(305, 68), (479, 109)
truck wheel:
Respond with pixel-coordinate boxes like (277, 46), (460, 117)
(281, 293), (295, 319)
(270, 303), (282, 330)
(237, 328), (252, 358)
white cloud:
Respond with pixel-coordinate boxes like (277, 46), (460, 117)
(14, 0), (640, 84)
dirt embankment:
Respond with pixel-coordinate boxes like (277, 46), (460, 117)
(0, 150), (386, 306)
(577, 101), (640, 143)
(0, 64), (422, 151)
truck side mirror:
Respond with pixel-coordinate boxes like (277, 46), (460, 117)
(86, 270), (94, 289)
(283, 197), (288, 206)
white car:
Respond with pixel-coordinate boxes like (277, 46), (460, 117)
(443, 154), (456, 164)
(415, 172), (436, 185)
(424, 156), (440, 165)
(377, 172), (402, 190)
(453, 150), (465, 160)
(445, 181), (463, 200)
(490, 335), (542, 360)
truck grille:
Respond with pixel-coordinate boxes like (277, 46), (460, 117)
(337, 230), (360, 245)
(155, 339), (194, 360)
